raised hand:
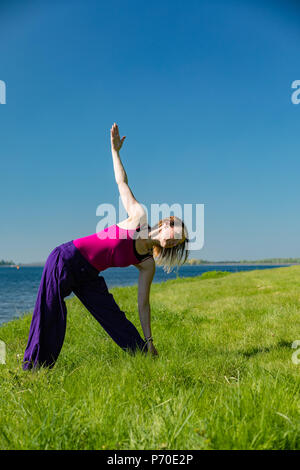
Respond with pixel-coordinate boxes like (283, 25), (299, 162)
(111, 122), (126, 153)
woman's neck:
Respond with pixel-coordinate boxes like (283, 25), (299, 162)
(136, 229), (161, 254)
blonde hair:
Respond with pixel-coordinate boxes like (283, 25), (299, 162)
(151, 216), (189, 273)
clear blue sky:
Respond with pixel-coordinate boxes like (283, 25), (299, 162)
(0, 0), (299, 263)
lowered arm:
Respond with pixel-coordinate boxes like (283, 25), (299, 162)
(135, 258), (158, 356)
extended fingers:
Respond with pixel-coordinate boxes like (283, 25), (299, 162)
(111, 122), (119, 136)
(111, 123), (125, 147)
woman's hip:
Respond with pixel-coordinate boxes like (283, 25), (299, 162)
(54, 240), (100, 285)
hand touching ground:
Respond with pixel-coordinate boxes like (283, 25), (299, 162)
(147, 341), (159, 357)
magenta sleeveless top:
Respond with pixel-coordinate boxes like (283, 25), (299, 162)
(73, 224), (153, 272)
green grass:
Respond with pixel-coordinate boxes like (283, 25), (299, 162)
(1, 266), (300, 450)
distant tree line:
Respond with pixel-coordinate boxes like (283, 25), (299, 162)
(1, 258), (299, 267)
(0, 259), (15, 266)
(186, 258), (300, 265)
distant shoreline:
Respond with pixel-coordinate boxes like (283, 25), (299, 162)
(0, 263), (298, 268)
(0, 264), (45, 268)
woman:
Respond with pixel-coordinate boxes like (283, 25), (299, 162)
(22, 123), (189, 370)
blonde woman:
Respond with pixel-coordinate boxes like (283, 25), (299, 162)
(23, 123), (189, 370)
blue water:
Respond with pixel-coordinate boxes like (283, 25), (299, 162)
(0, 264), (289, 325)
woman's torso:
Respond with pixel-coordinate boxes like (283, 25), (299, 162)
(73, 218), (153, 272)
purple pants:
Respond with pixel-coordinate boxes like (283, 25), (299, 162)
(22, 241), (147, 370)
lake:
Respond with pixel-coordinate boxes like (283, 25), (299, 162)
(0, 264), (289, 325)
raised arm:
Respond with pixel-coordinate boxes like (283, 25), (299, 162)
(110, 123), (145, 219)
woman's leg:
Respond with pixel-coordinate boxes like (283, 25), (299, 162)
(73, 275), (147, 354)
(22, 247), (72, 370)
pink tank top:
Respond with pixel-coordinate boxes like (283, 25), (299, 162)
(73, 224), (153, 272)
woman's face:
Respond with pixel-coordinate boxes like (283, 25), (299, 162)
(159, 219), (185, 248)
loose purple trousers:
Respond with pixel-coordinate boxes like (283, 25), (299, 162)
(22, 241), (147, 370)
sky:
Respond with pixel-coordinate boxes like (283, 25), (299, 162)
(0, 0), (299, 263)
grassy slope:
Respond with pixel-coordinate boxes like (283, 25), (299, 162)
(1, 266), (300, 450)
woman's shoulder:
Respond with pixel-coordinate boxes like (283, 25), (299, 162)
(116, 215), (149, 231)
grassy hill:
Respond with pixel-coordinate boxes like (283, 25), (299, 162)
(1, 266), (300, 450)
